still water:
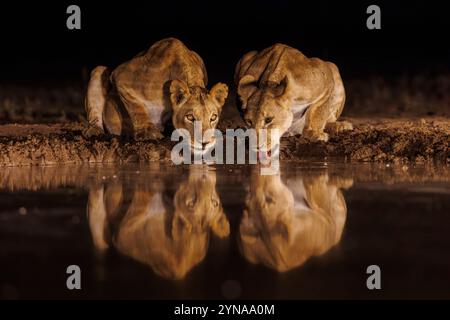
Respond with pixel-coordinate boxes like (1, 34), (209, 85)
(0, 163), (449, 299)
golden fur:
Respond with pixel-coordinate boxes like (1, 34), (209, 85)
(235, 43), (352, 151)
(84, 38), (228, 147)
(239, 171), (351, 272)
(87, 168), (229, 280)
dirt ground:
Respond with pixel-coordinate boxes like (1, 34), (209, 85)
(279, 117), (449, 163)
(0, 116), (448, 167)
(0, 74), (449, 167)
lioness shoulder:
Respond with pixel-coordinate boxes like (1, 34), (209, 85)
(84, 38), (228, 151)
(235, 43), (352, 154)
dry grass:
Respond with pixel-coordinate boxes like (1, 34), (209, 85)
(0, 72), (449, 124)
(0, 83), (84, 123)
(344, 73), (450, 117)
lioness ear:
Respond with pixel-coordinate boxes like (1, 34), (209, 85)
(211, 210), (230, 238)
(170, 79), (190, 110)
(209, 83), (228, 107)
(273, 76), (290, 100)
(237, 75), (257, 109)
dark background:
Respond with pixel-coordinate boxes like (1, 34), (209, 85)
(0, 0), (449, 84)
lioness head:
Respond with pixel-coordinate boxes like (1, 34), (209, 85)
(172, 169), (230, 240)
(170, 80), (228, 152)
(237, 75), (293, 157)
(113, 169), (229, 280)
(239, 173), (346, 272)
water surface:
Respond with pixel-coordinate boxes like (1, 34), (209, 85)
(0, 163), (449, 299)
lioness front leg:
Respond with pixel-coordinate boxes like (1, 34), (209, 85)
(84, 66), (110, 138)
(325, 121), (353, 135)
(302, 101), (332, 142)
(115, 85), (164, 141)
(87, 183), (109, 251)
(133, 125), (164, 141)
(324, 62), (353, 135)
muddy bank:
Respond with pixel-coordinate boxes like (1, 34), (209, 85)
(0, 117), (448, 167)
(0, 123), (173, 166)
(280, 117), (449, 163)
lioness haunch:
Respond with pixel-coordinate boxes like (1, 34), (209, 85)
(84, 37), (228, 153)
(235, 43), (353, 157)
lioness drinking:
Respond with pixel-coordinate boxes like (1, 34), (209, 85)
(235, 43), (352, 157)
(84, 38), (228, 153)
(87, 167), (229, 280)
(239, 171), (350, 272)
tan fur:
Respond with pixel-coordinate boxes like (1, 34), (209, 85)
(87, 168), (229, 280)
(235, 43), (352, 149)
(238, 171), (350, 272)
(84, 38), (228, 145)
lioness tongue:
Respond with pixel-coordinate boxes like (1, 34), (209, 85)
(258, 151), (270, 160)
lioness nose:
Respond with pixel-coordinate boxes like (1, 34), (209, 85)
(202, 142), (208, 149)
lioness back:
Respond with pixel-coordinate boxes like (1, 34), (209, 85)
(85, 38), (228, 145)
(110, 38), (207, 129)
(112, 38), (207, 101)
(235, 43), (351, 145)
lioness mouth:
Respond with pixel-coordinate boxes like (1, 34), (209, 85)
(258, 150), (271, 160)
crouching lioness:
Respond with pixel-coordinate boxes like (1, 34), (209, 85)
(84, 38), (228, 151)
(235, 43), (352, 155)
(239, 171), (351, 272)
(87, 167), (229, 280)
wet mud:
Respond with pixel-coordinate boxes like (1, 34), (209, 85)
(0, 117), (448, 166)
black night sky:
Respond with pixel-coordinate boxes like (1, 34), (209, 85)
(0, 0), (449, 84)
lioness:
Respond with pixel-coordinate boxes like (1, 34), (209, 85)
(239, 171), (350, 272)
(87, 167), (229, 280)
(84, 38), (228, 151)
(235, 43), (353, 155)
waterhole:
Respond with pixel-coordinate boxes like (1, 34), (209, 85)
(0, 162), (449, 299)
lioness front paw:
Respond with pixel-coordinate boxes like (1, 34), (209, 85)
(134, 127), (164, 141)
(326, 121), (353, 134)
(83, 125), (104, 138)
(303, 129), (329, 142)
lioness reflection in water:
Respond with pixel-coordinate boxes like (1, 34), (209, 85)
(87, 167), (229, 280)
(239, 170), (352, 272)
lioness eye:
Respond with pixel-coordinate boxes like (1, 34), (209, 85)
(185, 114), (195, 122)
(245, 119), (253, 127)
(210, 114), (218, 122)
(265, 117), (274, 125)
